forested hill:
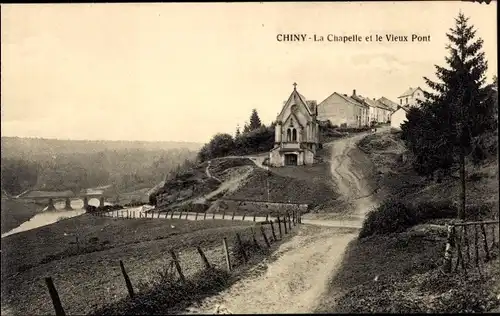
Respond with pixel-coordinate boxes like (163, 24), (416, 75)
(1, 137), (202, 159)
(1, 137), (202, 196)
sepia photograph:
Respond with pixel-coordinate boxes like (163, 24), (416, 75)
(1, 1), (498, 315)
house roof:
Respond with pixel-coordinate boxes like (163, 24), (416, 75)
(394, 105), (411, 113)
(330, 93), (368, 108)
(352, 94), (391, 110)
(377, 97), (399, 111)
(398, 87), (422, 98)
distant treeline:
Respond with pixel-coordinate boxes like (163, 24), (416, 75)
(1, 145), (198, 196)
(1, 137), (202, 160)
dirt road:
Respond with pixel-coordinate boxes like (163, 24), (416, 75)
(184, 131), (382, 314)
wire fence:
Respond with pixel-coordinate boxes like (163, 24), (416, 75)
(442, 219), (499, 274)
(45, 210), (302, 315)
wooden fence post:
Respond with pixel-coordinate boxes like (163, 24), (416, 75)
(260, 225), (270, 248)
(284, 215), (288, 235)
(213, 212), (216, 220)
(170, 250), (186, 283)
(236, 233), (248, 263)
(474, 224), (480, 269)
(223, 237), (232, 272)
(196, 246), (211, 269)
(171, 211), (175, 219)
(222, 212), (226, 220)
(454, 227), (466, 273)
(251, 227), (260, 248)
(185, 212), (189, 220)
(157, 212), (161, 219)
(119, 260), (135, 298)
(195, 212), (199, 220)
(491, 225), (497, 251)
(179, 211), (183, 219)
(480, 224), (491, 261)
(242, 213), (246, 221)
(462, 225), (469, 266)
(442, 224), (455, 273)
(253, 214), (256, 222)
(270, 220), (277, 241)
(278, 216), (283, 239)
(204, 212), (207, 220)
(265, 214), (269, 222)
(44, 277), (66, 316)
(232, 212), (235, 221)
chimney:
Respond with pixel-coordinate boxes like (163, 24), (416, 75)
(353, 89), (356, 96)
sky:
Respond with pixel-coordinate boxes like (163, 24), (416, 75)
(1, 2), (497, 143)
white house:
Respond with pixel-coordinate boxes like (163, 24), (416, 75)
(317, 89), (369, 127)
(269, 83), (320, 167)
(390, 106), (410, 130)
(397, 87), (425, 108)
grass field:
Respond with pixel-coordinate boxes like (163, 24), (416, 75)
(1, 214), (288, 315)
(1, 199), (42, 235)
(226, 160), (338, 208)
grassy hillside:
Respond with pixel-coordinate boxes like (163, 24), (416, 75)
(153, 152), (339, 213)
(1, 214), (259, 315)
(227, 163), (338, 207)
(317, 130), (500, 313)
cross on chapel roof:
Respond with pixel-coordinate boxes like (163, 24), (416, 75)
(293, 82), (297, 90)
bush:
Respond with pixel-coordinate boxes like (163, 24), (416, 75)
(360, 200), (459, 238)
(360, 200), (416, 238)
(412, 201), (457, 222)
(197, 125), (275, 162)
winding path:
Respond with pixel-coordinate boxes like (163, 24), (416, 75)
(183, 129), (385, 314)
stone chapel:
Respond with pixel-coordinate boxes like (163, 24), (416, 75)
(269, 83), (320, 167)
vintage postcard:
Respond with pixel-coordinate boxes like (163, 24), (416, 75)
(1, 2), (498, 315)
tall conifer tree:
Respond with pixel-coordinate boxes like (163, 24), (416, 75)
(402, 12), (495, 219)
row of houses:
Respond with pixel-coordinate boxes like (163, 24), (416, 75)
(268, 83), (424, 167)
(317, 89), (396, 127)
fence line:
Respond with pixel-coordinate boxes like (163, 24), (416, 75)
(88, 208), (304, 225)
(45, 217), (301, 315)
(442, 219), (499, 274)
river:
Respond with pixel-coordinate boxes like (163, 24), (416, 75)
(1, 198), (112, 238)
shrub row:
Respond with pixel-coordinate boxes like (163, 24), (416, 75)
(359, 200), (459, 238)
(360, 200), (495, 238)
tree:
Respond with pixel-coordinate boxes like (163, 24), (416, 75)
(197, 133), (235, 162)
(0, 158), (39, 195)
(235, 125), (241, 138)
(401, 12), (495, 220)
(249, 109), (262, 131)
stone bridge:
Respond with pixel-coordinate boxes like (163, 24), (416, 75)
(16, 187), (115, 211)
